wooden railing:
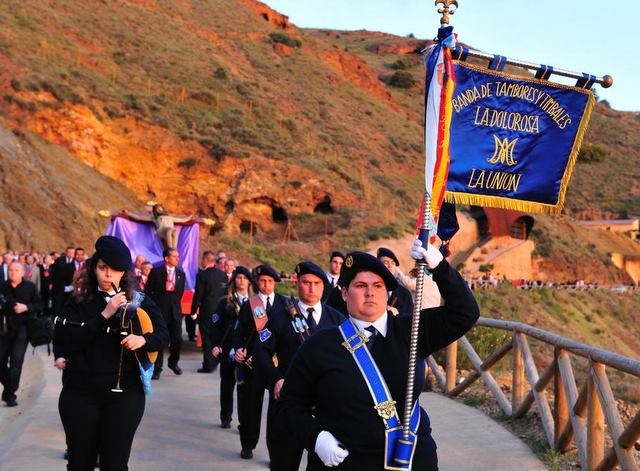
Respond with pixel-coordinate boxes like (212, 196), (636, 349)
(428, 317), (640, 471)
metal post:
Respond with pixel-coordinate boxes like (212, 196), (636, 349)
(402, 192), (431, 439)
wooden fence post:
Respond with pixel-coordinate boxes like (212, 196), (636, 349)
(512, 333), (524, 414)
(587, 362), (605, 470)
(553, 347), (570, 452)
(445, 341), (457, 393)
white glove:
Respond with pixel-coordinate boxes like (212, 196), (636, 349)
(315, 430), (349, 467)
(64, 285), (74, 293)
(410, 239), (443, 269)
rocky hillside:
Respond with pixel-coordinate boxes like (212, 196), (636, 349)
(0, 0), (639, 277)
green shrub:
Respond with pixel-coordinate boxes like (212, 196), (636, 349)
(389, 70), (416, 89)
(268, 32), (302, 48)
(478, 263), (494, 273)
(390, 58), (413, 70)
(578, 143), (608, 163)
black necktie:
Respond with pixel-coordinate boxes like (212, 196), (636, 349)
(365, 325), (378, 351)
(306, 307), (317, 332)
(266, 297), (272, 311)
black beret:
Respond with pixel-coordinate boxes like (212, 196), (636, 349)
(231, 265), (254, 284)
(294, 261), (328, 284)
(330, 251), (345, 261)
(377, 247), (400, 267)
(253, 264), (281, 282)
(338, 251), (398, 291)
(95, 236), (132, 272)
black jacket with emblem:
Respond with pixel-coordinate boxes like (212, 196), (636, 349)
(279, 260), (479, 470)
(254, 302), (345, 392)
(231, 293), (287, 366)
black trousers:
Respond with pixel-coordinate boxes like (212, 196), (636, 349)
(184, 315), (196, 340)
(236, 367), (265, 451)
(154, 314), (182, 373)
(219, 359), (236, 423)
(198, 319), (218, 371)
(0, 324), (29, 402)
(59, 375), (145, 471)
(267, 396), (304, 471)
(306, 450), (438, 471)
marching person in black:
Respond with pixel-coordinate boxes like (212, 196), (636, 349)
(0, 261), (43, 407)
(232, 264), (286, 460)
(211, 266), (255, 429)
(279, 241), (479, 470)
(144, 247), (185, 378)
(54, 235), (169, 470)
(190, 251), (228, 373)
(325, 251), (347, 313)
(255, 261), (345, 471)
(51, 246), (76, 316)
(377, 247), (414, 315)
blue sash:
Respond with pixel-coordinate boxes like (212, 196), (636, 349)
(339, 319), (420, 470)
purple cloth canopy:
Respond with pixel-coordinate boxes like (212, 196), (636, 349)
(106, 216), (200, 289)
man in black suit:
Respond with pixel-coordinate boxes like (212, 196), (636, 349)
(51, 246), (75, 315)
(0, 253), (13, 283)
(232, 264), (286, 460)
(255, 261), (345, 471)
(377, 247), (414, 315)
(190, 251), (228, 373)
(325, 251), (347, 314)
(145, 247), (186, 379)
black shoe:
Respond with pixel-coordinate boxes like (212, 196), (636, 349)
(168, 364), (183, 375)
(220, 420), (231, 429)
(240, 449), (253, 459)
(197, 368), (214, 373)
(5, 397), (17, 407)
(151, 372), (160, 380)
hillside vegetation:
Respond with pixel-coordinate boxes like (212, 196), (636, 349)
(0, 1), (640, 361)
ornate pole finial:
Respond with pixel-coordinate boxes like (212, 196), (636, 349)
(436, 0), (458, 25)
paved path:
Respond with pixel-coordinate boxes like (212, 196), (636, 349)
(0, 342), (547, 471)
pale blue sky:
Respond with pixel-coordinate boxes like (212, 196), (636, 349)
(263, 0), (638, 112)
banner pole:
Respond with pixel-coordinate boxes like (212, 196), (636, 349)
(402, 192), (431, 440)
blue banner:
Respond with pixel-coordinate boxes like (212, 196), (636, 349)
(445, 62), (595, 213)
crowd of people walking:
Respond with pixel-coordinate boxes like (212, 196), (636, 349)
(1, 238), (479, 471)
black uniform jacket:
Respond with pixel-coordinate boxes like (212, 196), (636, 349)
(254, 302), (346, 392)
(0, 279), (43, 328)
(144, 265), (186, 321)
(210, 294), (243, 356)
(388, 283), (414, 315)
(53, 291), (169, 388)
(232, 293), (287, 361)
(190, 267), (228, 323)
(279, 260), (479, 470)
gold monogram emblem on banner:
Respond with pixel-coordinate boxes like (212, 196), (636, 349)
(487, 135), (519, 166)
